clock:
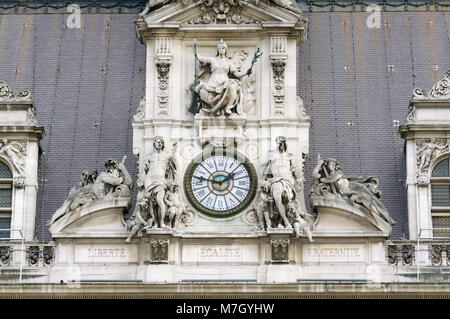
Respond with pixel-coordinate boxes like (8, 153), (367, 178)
(184, 151), (258, 217)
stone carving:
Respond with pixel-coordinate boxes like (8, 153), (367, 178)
(271, 239), (289, 263)
(0, 139), (26, 176)
(0, 80), (32, 101)
(257, 137), (313, 240)
(151, 239), (169, 263)
(126, 179), (151, 242)
(271, 59), (286, 116)
(257, 0), (302, 14)
(185, 0), (259, 25)
(401, 245), (414, 266)
(139, 0), (176, 17)
(26, 107), (40, 125)
(416, 138), (449, 181)
(387, 244), (414, 266)
(48, 157), (132, 225)
(43, 246), (54, 266)
(138, 0), (302, 20)
(431, 245), (443, 266)
(188, 39), (262, 117)
(27, 246), (40, 266)
(143, 137), (181, 229)
(133, 97), (145, 121)
(296, 96), (309, 120)
(413, 69), (450, 99)
(156, 61), (171, 115)
(406, 103), (415, 123)
(0, 246), (10, 267)
(311, 155), (396, 226)
(387, 244), (398, 265)
(13, 176), (25, 188)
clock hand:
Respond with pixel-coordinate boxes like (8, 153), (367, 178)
(223, 172), (236, 183)
(193, 175), (213, 182)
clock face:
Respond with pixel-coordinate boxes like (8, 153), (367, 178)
(184, 152), (257, 218)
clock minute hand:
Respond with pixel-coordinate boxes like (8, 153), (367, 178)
(223, 172), (236, 183)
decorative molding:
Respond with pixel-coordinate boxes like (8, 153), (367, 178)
(0, 80), (32, 102)
(26, 246), (55, 267)
(13, 176), (25, 188)
(27, 246), (40, 267)
(43, 246), (54, 266)
(26, 107), (39, 125)
(271, 239), (289, 263)
(413, 69), (450, 100)
(0, 246), (11, 267)
(155, 37), (172, 116)
(183, 0), (259, 25)
(270, 37), (287, 117)
(387, 244), (415, 266)
(150, 239), (169, 263)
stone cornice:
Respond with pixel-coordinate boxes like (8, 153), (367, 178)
(0, 282), (450, 297)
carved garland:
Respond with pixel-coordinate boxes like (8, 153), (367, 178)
(184, 0), (259, 25)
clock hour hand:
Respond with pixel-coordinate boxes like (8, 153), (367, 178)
(193, 175), (212, 182)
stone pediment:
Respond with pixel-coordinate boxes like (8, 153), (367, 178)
(412, 68), (450, 101)
(136, 0), (307, 40)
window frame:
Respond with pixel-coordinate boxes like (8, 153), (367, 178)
(430, 157), (450, 237)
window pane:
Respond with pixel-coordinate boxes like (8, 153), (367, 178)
(0, 186), (11, 207)
(432, 216), (450, 238)
(0, 162), (12, 179)
(432, 185), (450, 207)
(0, 217), (10, 239)
(432, 159), (449, 177)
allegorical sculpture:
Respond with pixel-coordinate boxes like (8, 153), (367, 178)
(0, 138), (26, 176)
(310, 156), (396, 226)
(143, 137), (183, 228)
(188, 39), (262, 117)
(48, 157), (132, 225)
(254, 136), (313, 240)
(416, 138), (448, 175)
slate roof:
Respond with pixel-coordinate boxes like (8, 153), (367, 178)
(0, 6), (449, 240)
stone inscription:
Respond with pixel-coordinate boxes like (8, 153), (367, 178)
(182, 244), (258, 263)
(75, 244), (138, 263)
(303, 244), (365, 262)
(87, 248), (127, 258)
(199, 247), (241, 258)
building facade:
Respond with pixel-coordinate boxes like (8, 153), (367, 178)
(0, 0), (449, 297)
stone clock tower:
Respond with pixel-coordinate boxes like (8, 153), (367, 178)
(133, 0), (309, 229)
(129, 0), (311, 281)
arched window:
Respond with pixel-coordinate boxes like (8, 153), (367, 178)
(0, 161), (12, 239)
(431, 157), (450, 238)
